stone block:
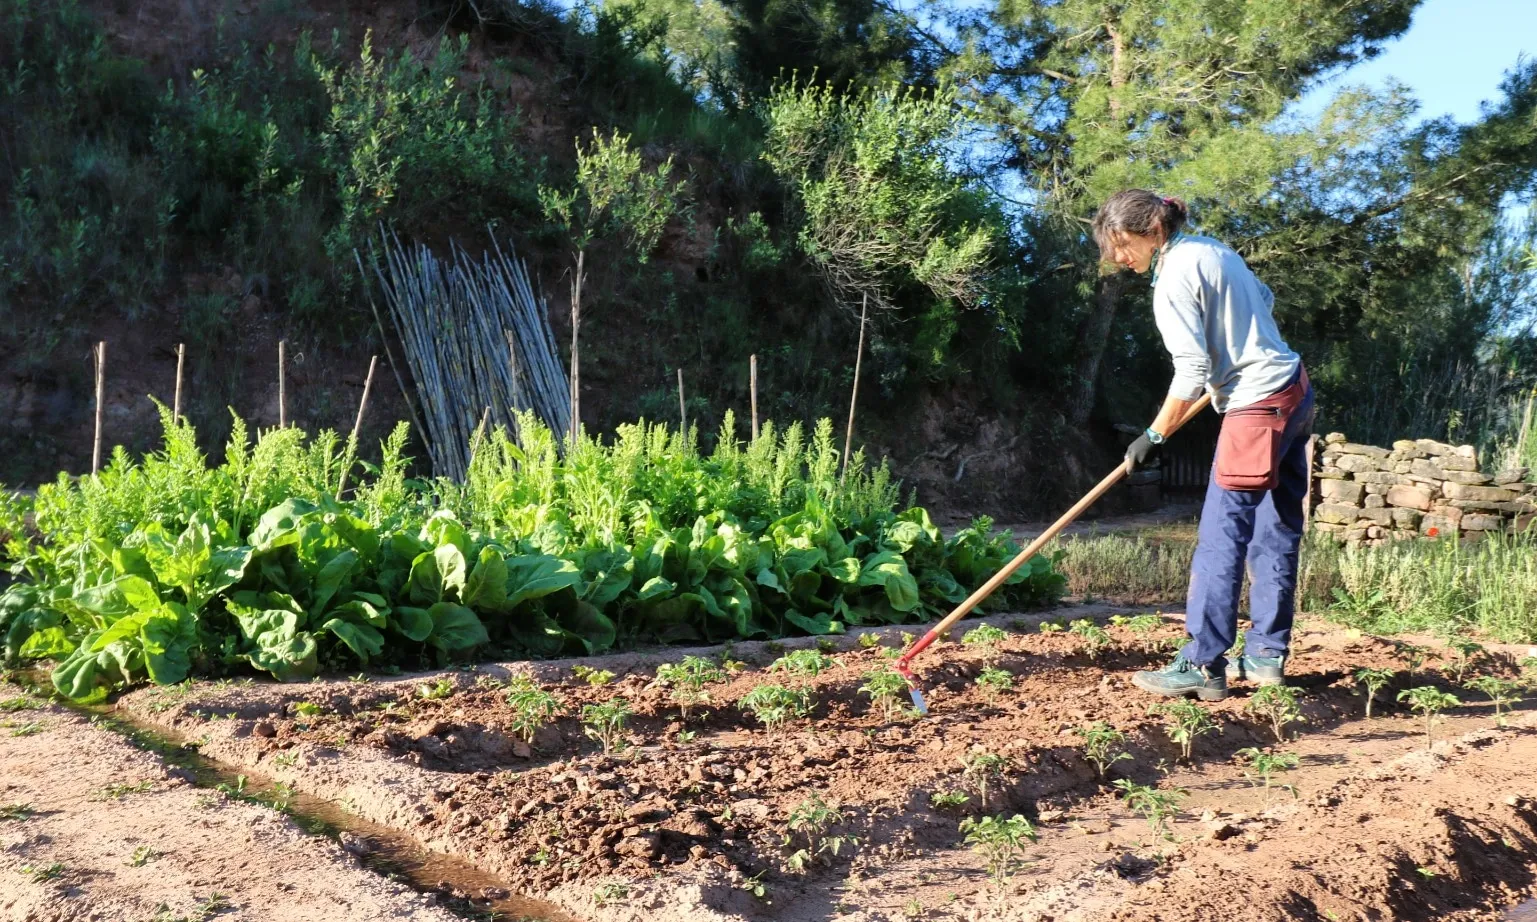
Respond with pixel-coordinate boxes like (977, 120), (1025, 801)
(1442, 482), (1518, 503)
(1438, 454), (1478, 472)
(1415, 438), (1456, 456)
(1431, 505), (1464, 526)
(1318, 480), (1364, 504)
(1356, 507), (1393, 527)
(1498, 500), (1536, 515)
(1391, 508), (1422, 530)
(1392, 439), (1419, 452)
(1337, 443), (1390, 459)
(1364, 494), (1385, 508)
(1515, 513), (1536, 534)
(1335, 454), (1378, 474)
(1355, 471), (1406, 485)
(1385, 485), (1433, 511)
(1454, 444), (1477, 459)
(1393, 461), (1412, 474)
(1420, 513), (1458, 536)
(1492, 467), (1529, 485)
(1448, 500), (1504, 513)
(1409, 459), (1447, 480)
(1462, 514), (1504, 532)
(1405, 475), (1443, 489)
(1364, 483), (1390, 495)
(1314, 469), (1347, 480)
(1314, 503), (1362, 525)
(1365, 525), (1385, 539)
(1440, 469), (1492, 485)
(1324, 432), (1346, 445)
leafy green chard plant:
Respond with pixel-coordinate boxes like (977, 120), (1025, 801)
(1245, 684), (1304, 742)
(1465, 676), (1521, 726)
(653, 655), (725, 720)
(505, 675), (563, 745)
(1397, 687), (1460, 749)
(859, 665), (911, 723)
(1151, 699), (1216, 762)
(1069, 619), (1112, 658)
(1354, 667), (1396, 719)
(1074, 722), (1132, 779)
(960, 751), (1010, 808)
(975, 667), (1013, 703)
(581, 698), (632, 754)
(1112, 780), (1186, 841)
(783, 794), (855, 871)
(959, 814), (1037, 886)
(961, 624), (1009, 668)
(1236, 748), (1299, 799)
(740, 683), (811, 734)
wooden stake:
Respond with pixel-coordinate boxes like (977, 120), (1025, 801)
(92, 341), (106, 476)
(335, 356), (380, 498)
(278, 339), (288, 428)
(173, 343), (186, 425)
(569, 250), (585, 445)
(677, 367), (686, 432)
(749, 353), (759, 441)
(840, 295), (869, 482)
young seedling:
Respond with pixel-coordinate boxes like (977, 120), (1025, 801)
(769, 649), (835, 689)
(1246, 684), (1304, 742)
(1442, 638), (1485, 684)
(1236, 747), (1299, 800)
(1073, 722), (1132, 779)
(0, 803), (33, 821)
(858, 632), (882, 649)
(1069, 619), (1113, 659)
(505, 675), (563, 745)
(1354, 667), (1396, 719)
(930, 790), (970, 809)
(572, 665), (616, 686)
(1396, 643), (1430, 678)
(23, 862), (65, 883)
(1397, 686), (1460, 749)
(581, 698), (632, 754)
(975, 667), (1013, 703)
(653, 655), (725, 720)
(127, 845), (160, 867)
(959, 814), (1037, 886)
(1151, 699), (1217, 762)
(739, 683), (811, 734)
(961, 624), (1009, 669)
(1038, 618), (1066, 634)
(960, 751), (1010, 808)
(783, 793), (854, 871)
(1520, 655), (1537, 688)
(860, 665), (911, 723)
(1112, 779), (1186, 841)
(1122, 613), (1165, 655)
(417, 677), (455, 700)
(1466, 676), (1522, 727)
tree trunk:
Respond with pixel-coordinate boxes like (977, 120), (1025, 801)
(1065, 271), (1127, 428)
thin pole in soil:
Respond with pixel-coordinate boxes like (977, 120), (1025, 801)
(750, 353), (759, 441)
(841, 295), (869, 482)
(92, 340), (106, 476)
(569, 250), (584, 446)
(335, 356), (379, 498)
(173, 343), (185, 425)
(278, 339), (288, 429)
(677, 367), (687, 433)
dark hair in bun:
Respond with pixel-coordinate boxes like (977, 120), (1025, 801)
(1091, 190), (1188, 252)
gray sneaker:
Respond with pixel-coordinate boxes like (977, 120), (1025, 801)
(1225, 653), (1285, 686)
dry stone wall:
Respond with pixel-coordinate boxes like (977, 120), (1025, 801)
(1310, 432), (1535, 545)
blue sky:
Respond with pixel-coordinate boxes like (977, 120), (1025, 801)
(1296, 0), (1536, 124)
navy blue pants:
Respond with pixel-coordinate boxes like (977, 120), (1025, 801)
(1183, 380), (1315, 669)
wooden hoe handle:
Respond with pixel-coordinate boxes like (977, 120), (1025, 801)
(896, 393), (1213, 675)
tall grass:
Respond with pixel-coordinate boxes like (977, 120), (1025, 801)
(1057, 527), (1537, 643)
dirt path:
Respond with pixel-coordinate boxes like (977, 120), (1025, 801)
(0, 694), (463, 922)
(99, 607), (1537, 922)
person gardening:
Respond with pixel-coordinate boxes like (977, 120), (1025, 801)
(1094, 189), (1314, 701)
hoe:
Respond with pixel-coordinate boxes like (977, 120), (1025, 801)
(894, 395), (1212, 714)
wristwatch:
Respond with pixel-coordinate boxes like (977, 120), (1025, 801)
(1144, 427), (1166, 445)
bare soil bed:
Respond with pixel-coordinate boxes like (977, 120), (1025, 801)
(98, 609), (1537, 922)
(0, 695), (465, 922)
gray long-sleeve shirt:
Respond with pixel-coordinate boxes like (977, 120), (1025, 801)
(1152, 234), (1300, 413)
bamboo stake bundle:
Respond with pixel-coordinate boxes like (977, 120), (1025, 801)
(360, 226), (571, 480)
